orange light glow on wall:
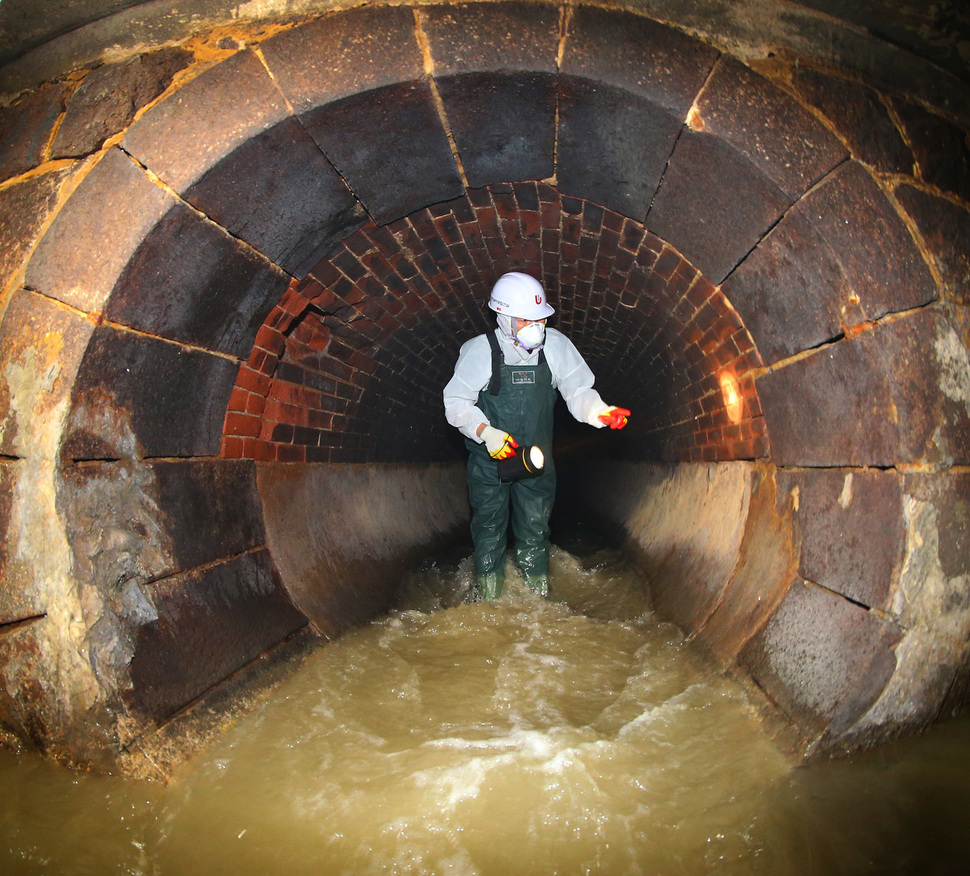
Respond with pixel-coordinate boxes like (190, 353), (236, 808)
(719, 372), (743, 423)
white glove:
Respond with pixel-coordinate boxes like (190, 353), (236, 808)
(480, 425), (519, 459)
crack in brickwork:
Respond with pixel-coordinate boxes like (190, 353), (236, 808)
(221, 182), (767, 464)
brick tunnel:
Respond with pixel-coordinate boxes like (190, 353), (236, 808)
(1, 1), (969, 776)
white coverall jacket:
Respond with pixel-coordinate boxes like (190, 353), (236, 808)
(443, 327), (608, 442)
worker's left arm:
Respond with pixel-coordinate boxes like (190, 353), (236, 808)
(547, 330), (629, 429)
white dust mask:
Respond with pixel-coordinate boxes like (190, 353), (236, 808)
(515, 321), (546, 350)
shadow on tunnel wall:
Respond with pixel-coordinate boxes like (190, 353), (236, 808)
(0, 0), (968, 775)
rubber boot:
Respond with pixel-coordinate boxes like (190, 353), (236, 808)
(477, 573), (504, 601)
(525, 575), (549, 599)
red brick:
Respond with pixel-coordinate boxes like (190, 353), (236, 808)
(493, 192), (517, 221)
(361, 224), (395, 257)
(221, 435), (245, 458)
(249, 348), (275, 374)
(520, 210), (541, 238)
(227, 386), (250, 413)
(308, 409), (334, 430)
(224, 411), (261, 438)
(475, 207), (499, 240)
(345, 226), (376, 256)
(236, 365), (273, 397)
(540, 200), (561, 229)
(277, 444), (306, 463)
(393, 221), (425, 255)
(254, 324), (286, 356)
(280, 286), (309, 315)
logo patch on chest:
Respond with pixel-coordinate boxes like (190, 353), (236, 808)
(511, 370), (536, 385)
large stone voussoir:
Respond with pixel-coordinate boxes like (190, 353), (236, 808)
(125, 549), (307, 724)
(806, 428), (970, 747)
(799, 161), (937, 321)
(260, 6), (462, 223)
(0, 81), (72, 183)
(895, 308), (970, 467)
(421, 2), (559, 187)
(298, 83), (464, 225)
(722, 205), (855, 364)
(557, 5), (717, 219)
(647, 129), (790, 283)
(438, 71), (556, 188)
(561, 5), (718, 108)
(788, 68), (914, 176)
(557, 79), (684, 220)
(104, 201), (289, 358)
(25, 147), (176, 314)
(58, 457), (267, 590)
(422, 1), (559, 76)
(122, 49), (290, 193)
(0, 168), (72, 294)
(696, 57), (848, 197)
(0, 289), (95, 459)
(891, 98), (970, 203)
(0, 620), (54, 749)
(895, 183), (970, 307)
(260, 5), (427, 110)
(184, 117), (366, 279)
(150, 459), (266, 572)
(776, 468), (904, 610)
(0, 461), (45, 624)
(63, 325), (239, 460)
(52, 47), (192, 160)
(758, 309), (969, 467)
(740, 579), (902, 742)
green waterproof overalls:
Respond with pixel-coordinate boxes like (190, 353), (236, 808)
(466, 331), (557, 599)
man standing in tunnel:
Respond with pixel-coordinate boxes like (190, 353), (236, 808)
(443, 272), (630, 601)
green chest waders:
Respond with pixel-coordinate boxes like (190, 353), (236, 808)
(466, 332), (558, 599)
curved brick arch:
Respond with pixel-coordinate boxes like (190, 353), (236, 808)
(223, 186), (767, 467)
(0, 1), (967, 773)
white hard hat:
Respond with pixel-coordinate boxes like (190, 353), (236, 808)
(488, 272), (555, 320)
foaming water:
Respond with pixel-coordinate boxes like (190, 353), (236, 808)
(149, 548), (787, 876)
(2, 546), (970, 875)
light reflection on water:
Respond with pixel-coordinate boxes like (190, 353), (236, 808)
(2, 545), (969, 875)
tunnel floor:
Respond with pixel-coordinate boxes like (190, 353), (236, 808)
(3, 546), (970, 875)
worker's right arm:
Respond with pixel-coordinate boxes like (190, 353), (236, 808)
(443, 335), (492, 442)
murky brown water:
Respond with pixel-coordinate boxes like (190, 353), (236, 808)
(3, 545), (969, 875)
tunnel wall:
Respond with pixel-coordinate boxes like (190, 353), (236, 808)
(579, 461), (970, 757)
(258, 462), (469, 634)
(0, 0), (967, 771)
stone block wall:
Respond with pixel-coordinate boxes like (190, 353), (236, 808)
(0, 0), (967, 770)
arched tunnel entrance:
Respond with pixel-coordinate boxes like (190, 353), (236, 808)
(0, 1), (968, 777)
